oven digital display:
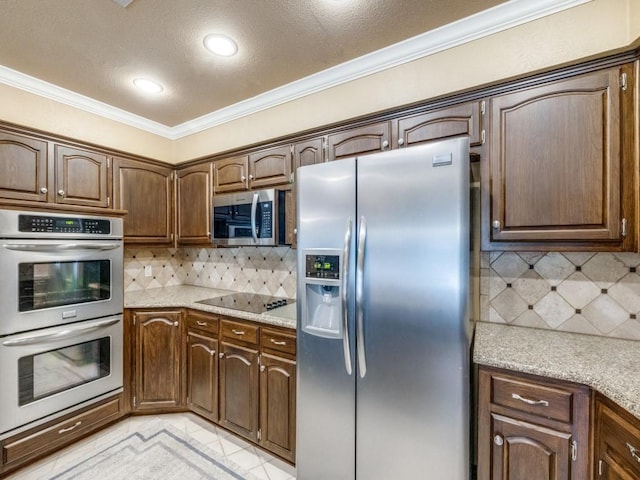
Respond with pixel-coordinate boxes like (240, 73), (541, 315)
(18, 214), (111, 234)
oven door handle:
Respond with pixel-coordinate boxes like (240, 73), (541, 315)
(3, 243), (121, 252)
(2, 318), (120, 347)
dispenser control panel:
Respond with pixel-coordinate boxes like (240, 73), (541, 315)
(305, 254), (340, 280)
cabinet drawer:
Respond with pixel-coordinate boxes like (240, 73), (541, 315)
(491, 374), (573, 423)
(3, 396), (121, 466)
(261, 328), (296, 356)
(187, 310), (219, 335)
(599, 402), (640, 476)
(221, 319), (259, 345)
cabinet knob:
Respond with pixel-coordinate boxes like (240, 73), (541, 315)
(58, 189), (65, 197)
(173, 321), (179, 327)
(381, 140), (389, 150)
(494, 435), (504, 446)
(397, 138), (405, 146)
(40, 187), (48, 194)
(219, 352), (225, 359)
(249, 174), (254, 180)
(241, 175), (246, 182)
(260, 365), (265, 372)
(492, 220), (501, 230)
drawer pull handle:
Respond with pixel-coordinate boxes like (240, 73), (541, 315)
(231, 329), (245, 336)
(627, 442), (640, 463)
(59, 421), (82, 434)
(511, 393), (549, 407)
(270, 339), (287, 346)
(196, 321), (208, 326)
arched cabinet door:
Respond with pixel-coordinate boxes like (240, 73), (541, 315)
(55, 144), (109, 207)
(0, 130), (48, 203)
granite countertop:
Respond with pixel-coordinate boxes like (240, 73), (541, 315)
(474, 321), (640, 420)
(124, 285), (297, 329)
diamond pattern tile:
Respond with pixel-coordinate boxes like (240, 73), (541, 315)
(512, 270), (549, 305)
(608, 273), (640, 314)
(582, 253), (629, 288)
(534, 253), (575, 286)
(491, 252), (529, 282)
(533, 292), (574, 328)
(491, 288), (528, 323)
(556, 272), (600, 309)
(581, 295), (629, 334)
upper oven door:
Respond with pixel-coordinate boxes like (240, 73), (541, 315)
(0, 239), (123, 336)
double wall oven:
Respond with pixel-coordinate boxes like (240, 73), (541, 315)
(0, 210), (124, 437)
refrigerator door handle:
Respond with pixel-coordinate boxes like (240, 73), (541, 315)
(250, 192), (259, 243)
(341, 217), (353, 375)
(356, 215), (367, 378)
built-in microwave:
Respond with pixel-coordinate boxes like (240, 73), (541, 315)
(212, 189), (291, 246)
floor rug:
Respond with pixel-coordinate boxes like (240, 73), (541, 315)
(45, 419), (260, 480)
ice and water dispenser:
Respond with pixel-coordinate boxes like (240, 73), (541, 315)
(301, 250), (343, 339)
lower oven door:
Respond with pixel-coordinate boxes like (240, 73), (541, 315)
(0, 315), (123, 435)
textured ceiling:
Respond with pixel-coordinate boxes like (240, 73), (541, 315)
(0, 0), (506, 127)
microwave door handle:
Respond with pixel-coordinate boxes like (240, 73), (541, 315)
(250, 192), (259, 243)
(3, 243), (120, 252)
(2, 318), (120, 347)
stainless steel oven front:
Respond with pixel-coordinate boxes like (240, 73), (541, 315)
(0, 314), (123, 435)
(0, 210), (123, 336)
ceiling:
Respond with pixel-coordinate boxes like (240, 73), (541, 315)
(0, 0), (510, 128)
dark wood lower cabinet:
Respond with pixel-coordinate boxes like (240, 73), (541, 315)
(0, 395), (123, 477)
(187, 331), (219, 422)
(477, 366), (590, 480)
(260, 353), (296, 462)
(219, 342), (260, 442)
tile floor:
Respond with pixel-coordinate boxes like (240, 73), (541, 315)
(4, 413), (296, 480)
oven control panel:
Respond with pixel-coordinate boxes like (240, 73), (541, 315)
(18, 215), (111, 234)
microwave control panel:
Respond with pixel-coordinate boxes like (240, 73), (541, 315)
(19, 214), (111, 234)
(259, 201), (272, 238)
(305, 254), (340, 280)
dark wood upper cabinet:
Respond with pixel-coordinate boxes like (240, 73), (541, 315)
(248, 145), (292, 189)
(213, 155), (249, 193)
(294, 138), (324, 169)
(484, 63), (635, 250)
(477, 367), (590, 480)
(112, 157), (173, 245)
(132, 310), (183, 411)
(54, 145), (109, 208)
(326, 121), (391, 161)
(394, 101), (483, 148)
(176, 162), (212, 245)
(0, 130), (49, 203)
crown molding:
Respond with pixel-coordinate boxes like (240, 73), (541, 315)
(0, 0), (591, 140)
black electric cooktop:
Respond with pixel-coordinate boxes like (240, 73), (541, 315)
(197, 292), (292, 314)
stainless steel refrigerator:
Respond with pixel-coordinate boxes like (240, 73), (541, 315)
(296, 137), (473, 479)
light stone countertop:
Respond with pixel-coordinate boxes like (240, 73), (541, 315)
(124, 285), (297, 329)
(474, 322), (640, 420)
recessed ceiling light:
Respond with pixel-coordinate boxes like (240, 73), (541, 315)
(133, 78), (164, 94)
(203, 34), (238, 57)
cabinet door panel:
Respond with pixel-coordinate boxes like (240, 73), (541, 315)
(187, 331), (218, 422)
(396, 102), (482, 148)
(176, 162), (212, 245)
(260, 354), (296, 462)
(491, 413), (571, 480)
(327, 122), (390, 161)
(294, 138), (324, 168)
(214, 156), (248, 193)
(113, 157), (173, 245)
(219, 342), (259, 442)
(249, 145), (292, 189)
(55, 145), (109, 207)
(488, 67), (625, 244)
(134, 311), (182, 410)
(0, 131), (48, 203)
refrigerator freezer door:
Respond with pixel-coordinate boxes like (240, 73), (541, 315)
(296, 158), (357, 480)
(355, 138), (470, 479)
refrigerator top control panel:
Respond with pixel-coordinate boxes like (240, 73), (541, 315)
(305, 254), (340, 280)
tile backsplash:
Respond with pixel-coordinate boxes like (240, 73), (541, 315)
(480, 251), (640, 341)
(124, 246), (297, 299)
(125, 246), (640, 341)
